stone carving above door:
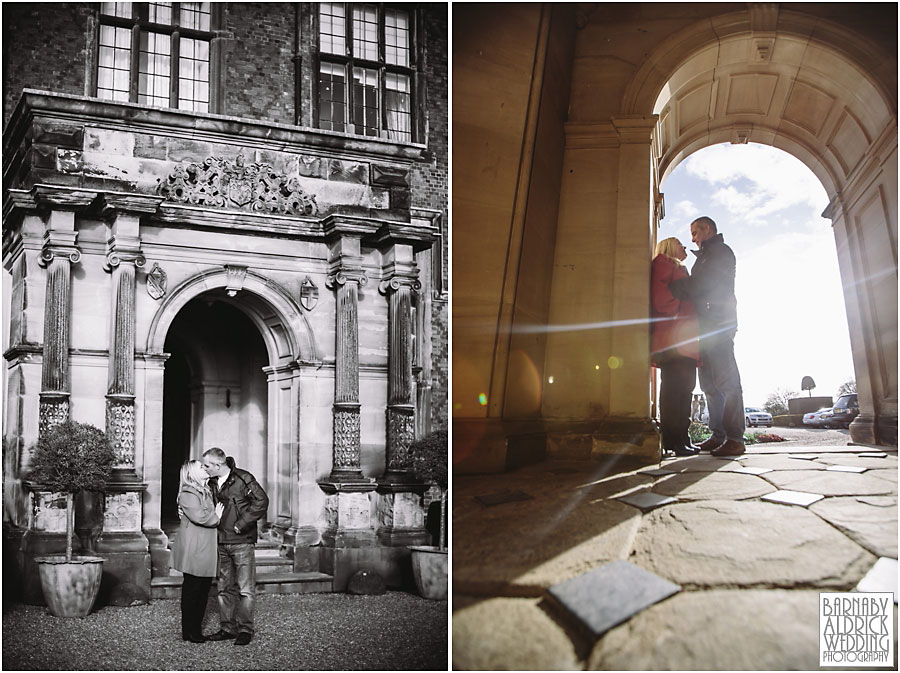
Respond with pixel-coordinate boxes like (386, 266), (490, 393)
(157, 155), (319, 216)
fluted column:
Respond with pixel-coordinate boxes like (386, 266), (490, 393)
(321, 230), (375, 491)
(38, 210), (82, 437)
(379, 244), (421, 482)
(99, 198), (155, 477)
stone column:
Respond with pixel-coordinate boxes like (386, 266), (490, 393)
(374, 239), (430, 549)
(93, 195), (159, 604)
(37, 209), (82, 437)
(378, 244), (421, 482)
(319, 218), (379, 591)
(101, 208), (146, 477)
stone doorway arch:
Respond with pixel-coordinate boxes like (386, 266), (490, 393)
(626, 7), (897, 445)
(142, 267), (319, 569)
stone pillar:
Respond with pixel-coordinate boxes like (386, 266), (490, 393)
(379, 244), (421, 481)
(101, 205), (146, 477)
(375, 244), (429, 548)
(93, 195), (159, 604)
(37, 209), (82, 437)
(321, 231), (374, 489)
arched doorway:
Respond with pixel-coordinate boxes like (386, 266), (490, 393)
(160, 296), (269, 530)
(144, 268), (318, 551)
(634, 10), (898, 445)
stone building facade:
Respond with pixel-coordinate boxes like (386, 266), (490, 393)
(453, 3), (896, 472)
(2, 3), (447, 603)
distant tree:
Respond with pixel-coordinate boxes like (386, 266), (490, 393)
(765, 388), (799, 417)
(837, 379), (857, 396)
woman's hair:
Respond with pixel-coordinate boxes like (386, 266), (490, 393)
(179, 459), (212, 501)
(655, 237), (685, 264)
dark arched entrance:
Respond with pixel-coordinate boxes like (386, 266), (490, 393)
(161, 294), (269, 531)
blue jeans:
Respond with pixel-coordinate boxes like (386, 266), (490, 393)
(699, 331), (745, 443)
(217, 543), (256, 635)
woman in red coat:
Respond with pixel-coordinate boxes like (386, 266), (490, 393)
(651, 237), (701, 456)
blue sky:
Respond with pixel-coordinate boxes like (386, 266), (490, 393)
(659, 143), (856, 408)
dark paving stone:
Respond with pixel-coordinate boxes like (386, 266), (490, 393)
(639, 468), (676, 478)
(546, 560), (680, 639)
(762, 489), (824, 507)
(859, 452), (889, 458)
(475, 490), (535, 507)
(549, 467), (581, 475)
(616, 492), (678, 512)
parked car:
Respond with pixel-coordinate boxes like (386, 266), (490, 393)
(829, 393), (859, 429)
(803, 407), (835, 427)
(744, 407), (773, 427)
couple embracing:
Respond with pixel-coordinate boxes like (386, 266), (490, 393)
(170, 448), (269, 645)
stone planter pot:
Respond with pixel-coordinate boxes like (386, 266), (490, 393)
(409, 545), (448, 600)
(36, 555), (104, 617)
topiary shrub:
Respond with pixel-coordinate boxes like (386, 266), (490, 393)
(409, 428), (448, 551)
(26, 421), (115, 561)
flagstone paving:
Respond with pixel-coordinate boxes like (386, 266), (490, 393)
(453, 440), (899, 670)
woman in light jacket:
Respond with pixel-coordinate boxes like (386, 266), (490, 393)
(171, 460), (223, 643)
(651, 237), (701, 456)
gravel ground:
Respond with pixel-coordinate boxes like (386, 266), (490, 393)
(2, 591), (447, 671)
(745, 425), (852, 445)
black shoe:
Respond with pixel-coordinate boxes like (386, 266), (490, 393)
(671, 446), (699, 457)
(185, 633), (207, 643)
(206, 630), (237, 641)
(235, 632), (252, 646)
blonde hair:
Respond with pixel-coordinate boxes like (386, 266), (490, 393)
(655, 237), (686, 264)
(179, 459), (212, 501)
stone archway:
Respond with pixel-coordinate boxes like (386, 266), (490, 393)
(142, 267), (320, 567)
(628, 7), (897, 445)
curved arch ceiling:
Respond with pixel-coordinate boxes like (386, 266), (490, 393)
(650, 25), (895, 196)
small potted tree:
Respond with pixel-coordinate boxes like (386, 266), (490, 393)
(26, 420), (115, 617)
(408, 428), (448, 600)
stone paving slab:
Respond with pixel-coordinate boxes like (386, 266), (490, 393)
(856, 557), (899, 599)
(630, 500), (876, 588)
(588, 590), (898, 671)
(815, 454), (898, 469)
(810, 496), (898, 558)
(474, 490), (535, 506)
(738, 454), (828, 470)
(867, 468), (900, 485)
(452, 595), (580, 670)
(733, 465), (773, 475)
(761, 489), (825, 507)
(650, 471), (776, 500)
(826, 464), (868, 473)
(763, 469), (896, 497)
(658, 455), (744, 472)
(616, 491), (677, 511)
(546, 560), (680, 640)
(453, 491), (643, 593)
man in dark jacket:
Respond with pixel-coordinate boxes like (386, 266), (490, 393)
(201, 448), (269, 645)
(669, 216), (746, 456)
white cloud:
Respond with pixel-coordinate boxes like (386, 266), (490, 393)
(684, 143), (828, 224)
(670, 199), (699, 219)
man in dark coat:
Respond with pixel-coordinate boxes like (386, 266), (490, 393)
(201, 447), (269, 645)
(669, 216), (746, 456)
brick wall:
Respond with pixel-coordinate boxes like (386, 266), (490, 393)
(219, 3), (297, 124)
(414, 6), (449, 431)
(3, 3), (91, 125)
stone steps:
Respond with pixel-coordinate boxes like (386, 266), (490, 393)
(150, 572), (334, 600)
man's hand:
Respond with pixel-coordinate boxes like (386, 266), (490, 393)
(233, 524), (241, 534)
(214, 502), (224, 519)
